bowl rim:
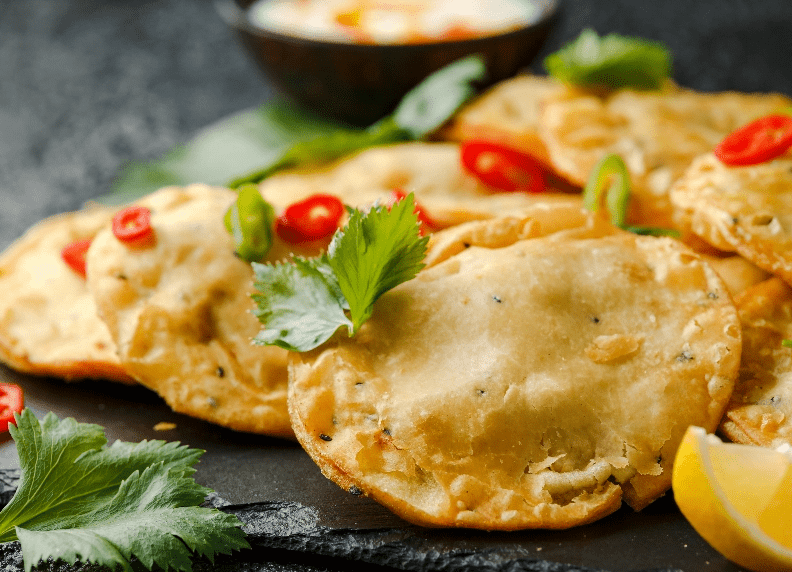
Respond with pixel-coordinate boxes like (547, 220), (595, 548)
(215, 0), (560, 51)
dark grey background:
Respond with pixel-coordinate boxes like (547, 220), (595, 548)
(1, 1), (792, 571)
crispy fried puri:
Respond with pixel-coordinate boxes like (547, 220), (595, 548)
(288, 225), (741, 530)
(86, 184), (303, 437)
(540, 87), (792, 229)
(720, 277), (792, 449)
(699, 254), (771, 300)
(258, 142), (580, 228)
(439, 75), (562, 169)
(0, 207), (133, 382)
(670, 152), (792, 286)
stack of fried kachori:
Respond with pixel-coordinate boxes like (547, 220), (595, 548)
(2, 69), (792, 533)
(445, 76), (791, 232)
(669, 149), (792, 450)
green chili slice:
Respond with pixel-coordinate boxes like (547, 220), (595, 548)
(583, 154), (679, 237)
(224, 183), (276, 262)
(583, 154), (631, 228)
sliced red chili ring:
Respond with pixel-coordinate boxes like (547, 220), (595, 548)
(390, 189), (437, 236)
(276, 194), (345, 243)
(61, 238), (93, 278)
(714, 114), (792, 166)
(0, 382), (23, 433)
(460, 141), (547, 194)
(112, 205), (154, 245)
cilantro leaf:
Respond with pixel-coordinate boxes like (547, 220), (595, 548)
(0, 410), (249, 572)
(391, 54), (486, 139)
(228, 117), (410, 189)
(251, 256), (352, 352)
(328, 195), (428, 331)
(543, 29), (672, 91)
(102, 100), (346, 205)
(251, 194), (428, 351)
(228, 55), (486, 188)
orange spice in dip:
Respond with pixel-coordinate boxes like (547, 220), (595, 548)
(247, 0), (541, 44)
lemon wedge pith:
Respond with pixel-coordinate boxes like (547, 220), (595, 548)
(672, 425), (792, 572)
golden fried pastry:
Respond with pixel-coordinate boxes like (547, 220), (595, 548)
(699, 254), (772, 299)
(541, 87), (792, 228)
(670, 152), (792, 285)
(0, 207), (133, 383)
(439, 75), (563, 169)
(86, 184), (312, 437)
(423, 198), (613, 268)
(720, 277), (792, 449)
(259, 142), (579, 228)
(288, 228), (741, 530)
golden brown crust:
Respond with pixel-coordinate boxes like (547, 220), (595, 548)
(258, 142), (578, 229)
(439, 74), (563, 170)
(0, 207), (133, 383)
(670, 152), (792, 286)
(87, 184), (295, 437)
(719, 277), (792, 449)
(288, 228), (741, 530)
(540, 87), (792, 229)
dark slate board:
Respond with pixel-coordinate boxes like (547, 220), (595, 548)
(0, 369), (741, 572)
(2, 0), (792, 570)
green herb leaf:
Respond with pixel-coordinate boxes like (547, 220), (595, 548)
(228, 117), (410, 189)
(224, 183), (276, 261)
(328, 194), (429, 331)
(392, 54), (487, 139)
(102, 101), (347, 204)
(782, 339), (792, 348)
(251, 194), (428, 351)
(251, 256), (352, 352)
(0, 409), (249, 572)
(543, 28), (672, 91)
(229, 55), (486, 188)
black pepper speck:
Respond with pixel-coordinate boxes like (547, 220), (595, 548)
(319, 434), (332, 442)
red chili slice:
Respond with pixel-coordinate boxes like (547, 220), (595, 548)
(391, 190), (437, 236)
(61, 238), (92, 278)
(714, 114), (792, 166)
(460, 141), (547, 194)
(112, 205), (154, 246)
(0, 382), (23, 433)
(276, 194), (344, 243)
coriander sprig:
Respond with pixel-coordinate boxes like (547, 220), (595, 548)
(0, 409), (249, 572)
(251, 193), (428, 351)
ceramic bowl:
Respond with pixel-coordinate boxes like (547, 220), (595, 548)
(216, 0), (560, 126)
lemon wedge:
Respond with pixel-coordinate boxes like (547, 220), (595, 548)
(672, 425), (792, 572)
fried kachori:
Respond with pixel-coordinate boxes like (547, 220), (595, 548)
(720, 277), (792, 449)
(439, 74), (562, 170)
(540, 87), (792, 229)
(86, 184), (307, 437)
(288, 225), (742, 530)
(670, 152), (792, 285)
(258, 141), (579, 228)
(0, 206), (133, 383)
